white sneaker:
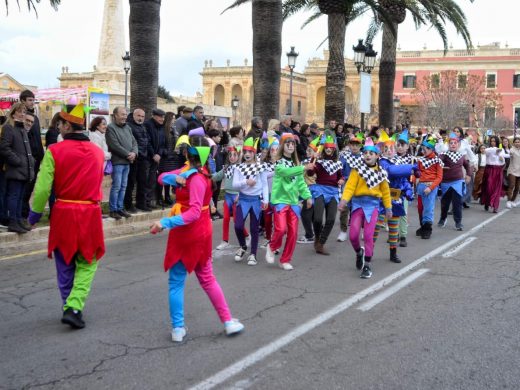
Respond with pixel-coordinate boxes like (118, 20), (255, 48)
(506, 201), (513, 209)
(337, 231), (348, 242)
(260, 240), (269, 249)
(247, 254), (257, 266)
(172, 327), (186, 342)
(216, 241), (231, 250)
(234, 248), (246, 262)
(224, 319), (244, 336)
(245, 235), (251, 247)
(265, 244), (275, 264)
(279, 262), (294, 271)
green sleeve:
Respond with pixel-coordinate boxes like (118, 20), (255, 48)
(297, 176), (312, 200)
(275, 164), (304, 178)
(212, 168), (224, 182)
(32, 150), (55, 213)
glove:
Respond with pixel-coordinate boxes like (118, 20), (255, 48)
(28, 210), (42, 226)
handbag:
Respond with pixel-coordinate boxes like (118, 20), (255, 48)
(104, 160), (113, 176)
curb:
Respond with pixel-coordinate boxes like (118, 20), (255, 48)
(0, 209), (168, 259)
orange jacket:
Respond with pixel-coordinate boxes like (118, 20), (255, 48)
(418, 161), (443, 190)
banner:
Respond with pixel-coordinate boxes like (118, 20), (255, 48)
(359, 72), (372, 114)
(88, 90), (110, 127)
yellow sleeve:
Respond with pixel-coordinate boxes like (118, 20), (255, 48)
(341, 169), (359, 203)
(380, 180), (392, 209)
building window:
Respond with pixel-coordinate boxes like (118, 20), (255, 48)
(297, 101), (302, 116)
(403, 75), (416, 89)
(458, 74), (467, 89)
(513, 74), (520, 88)
(486, 73), (496, 89)
(2, 80), (7, 87)
(484, 107), (496, 126)
(431, 73), (440, 88)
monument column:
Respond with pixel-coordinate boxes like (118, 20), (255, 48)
(97, 0), (126, 72)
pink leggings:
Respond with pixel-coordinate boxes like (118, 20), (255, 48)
(348, 208), (380, 259)
(168, 260), (232, 328)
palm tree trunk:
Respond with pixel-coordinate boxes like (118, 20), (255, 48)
(378, 21), (398, 129)
(129, 0), (161, 117)
(252, 0), (282, 128)
(324, 13), (346, 124)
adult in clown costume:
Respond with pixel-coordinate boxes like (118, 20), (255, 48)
(29, 103), (105, 329)
(150, 135), (244, 343)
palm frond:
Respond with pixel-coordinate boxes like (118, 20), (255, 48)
(300, 9), (323, 29)
(282, 0), (316, 20)
(221, 0), (251, 15)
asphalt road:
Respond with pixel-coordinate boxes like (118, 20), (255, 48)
(1, 199), (519, 390)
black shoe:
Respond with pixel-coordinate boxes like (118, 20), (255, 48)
(360, 264), (372, 279)
(118, 209), (132, 218)
(462, 202), (470, 209)
(127, 206), (138, 213)
(18, 219), (32, 231)
(421, 222), (432, 239)
(137, 206), (152, 212)
(0, 217), (10, 227)
(355, 247), (365, 270)
(484, 205), (489, 211)
(415, 225), (423, 236)
(61, 308), (85, 329)
(455, 223), (464, 231)
(7, 221), (27, 234)
(109, 211), (122, 220)
(399, 237), (407, 247)
(437, 218), (446, 228)
(390, 248), (401, 263)
(164, 197), (174, 206)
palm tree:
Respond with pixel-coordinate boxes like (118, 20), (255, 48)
(377, 0), (473, 129)
(129, 0), (161, 117)
(3, 0), (60, 16)
(223, 0), (283, 129)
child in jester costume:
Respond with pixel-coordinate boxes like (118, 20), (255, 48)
(306, 134), (344, 255)
(28, 103), (105, 329)
(372, 131), (417, 263)
(232, 136), (269, 266)
(150, 135), (244, 342)
(394, 130), (415, 247)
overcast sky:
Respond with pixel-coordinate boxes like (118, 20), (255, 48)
(0, 0), (518, 96)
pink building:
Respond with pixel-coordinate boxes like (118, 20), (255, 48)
(394, 42), (520, 129)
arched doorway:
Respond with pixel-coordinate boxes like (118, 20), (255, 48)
(214, 84), (225, 106)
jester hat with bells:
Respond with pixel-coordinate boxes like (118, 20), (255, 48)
(363, 136), (381, 155)
(186, 138), (211, 167)
(243, 136), (259, 153)
(59, 103), (86, 128)
(323, 135), (336, 149)
(422, 136), (437, 150)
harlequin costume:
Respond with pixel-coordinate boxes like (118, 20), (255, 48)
(212, 144), (249, 250)
(266, 133), (312, 269)
(337, 133), (364, 239)
(156, 141), (243, 342)
(438, 133), (473, 230)
(415, 137), (444, 239)
(260, 137), (279, 245)
(28, 103), (105, 329)
(232, 137), (269, 265)
(299, 136), (320, 243)
(306, 135), (343, 255)
(339, 137), (391, 279)
(372, 131), (416, 263)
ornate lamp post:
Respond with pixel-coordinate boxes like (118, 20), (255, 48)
(353, 40), (377, 131)
(122, 51), (131, 110)
(286, 46), (299, 115)
(231, 95), (239, 125)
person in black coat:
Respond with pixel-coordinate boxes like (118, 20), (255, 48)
(0, 102), (35, 233)
(187, 105), (205, 129)
(144, 108), (167, 208)
(125, 108), (150, 211)
(157, 112), (177, 205)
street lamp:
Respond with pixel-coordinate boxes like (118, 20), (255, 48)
(353, 40), (378, 131)
(286, 46), (299, 115)
(122, 51), (131, 110)
(231, 95), (239, 125)
(393, 96), (401, 130)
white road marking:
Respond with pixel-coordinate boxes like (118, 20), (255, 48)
(441, 236), (477, 258)
(357, 269), (430, 311)
(189, 209), (509, 390)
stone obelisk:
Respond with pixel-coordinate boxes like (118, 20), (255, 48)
(97, 0), (126, 72)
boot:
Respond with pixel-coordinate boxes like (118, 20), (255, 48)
(399, 237), (407, 247)
(7, 221), (27, 234)
(421, 222), (432, 239)
(390, 247), (401, 263)
(415, 224), (423, 236)
(315, 241), (330, 255)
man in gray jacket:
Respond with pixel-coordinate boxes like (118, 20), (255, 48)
(105, 107), (138, 220)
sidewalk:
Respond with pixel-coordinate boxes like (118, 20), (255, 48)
(0, 209), (168, 259)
